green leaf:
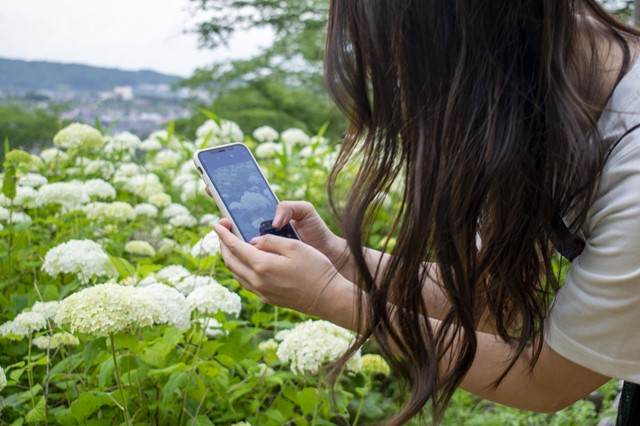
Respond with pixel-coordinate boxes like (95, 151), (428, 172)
(70, 393), (113, 422)
(148, 362), (190, 378)
(140, 327), (184, 367)
(113, 332), (139, 352)
(2, 165), (16, 200)
(83, 337), (107, 368)
(107, 255), (136, 279)
(190, 416), (215, 426)
(167, 120), (175, 142)
(25, 397), (47, 423)
(200, 108), (221, 126)
(9, 418), (24, 426)
(316, 121), (330, 138)
(94, 117), (104, 133)
(98, 357), (115, 388)
(161, 371), (190, 406)
(297, 387), (319, 416)
(9, 368), (24, 382)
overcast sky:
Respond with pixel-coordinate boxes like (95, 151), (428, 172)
(0, 0), (273, 77)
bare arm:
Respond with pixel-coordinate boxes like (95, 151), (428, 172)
(215, 222), (610, 413)
(309, 272), (610, 413)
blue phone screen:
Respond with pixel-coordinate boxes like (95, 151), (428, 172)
(198, 145), (295, 242)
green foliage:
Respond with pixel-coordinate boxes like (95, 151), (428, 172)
(0, 117), (623, 425)
(0, 104), (66, 164)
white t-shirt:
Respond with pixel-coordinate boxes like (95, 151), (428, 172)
(545, 55), (640, 383)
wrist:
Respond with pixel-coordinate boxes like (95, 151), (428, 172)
(326, 236), (350, 269)
(310, 274), (361, 332)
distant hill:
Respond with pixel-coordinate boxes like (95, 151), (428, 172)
(0, 57), (181, 92)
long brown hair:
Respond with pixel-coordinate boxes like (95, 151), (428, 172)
(324, 0), (640, 424)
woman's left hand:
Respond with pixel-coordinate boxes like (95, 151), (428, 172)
(213, 218), (353, 318)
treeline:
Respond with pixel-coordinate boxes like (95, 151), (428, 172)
(0, 104), (66, 163)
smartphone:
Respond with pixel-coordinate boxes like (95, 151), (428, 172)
(193, 143), (300, 242)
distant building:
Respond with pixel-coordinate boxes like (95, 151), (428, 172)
(114, 86), (134, 101)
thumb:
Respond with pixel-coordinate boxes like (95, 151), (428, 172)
(250, 234), (298, 255)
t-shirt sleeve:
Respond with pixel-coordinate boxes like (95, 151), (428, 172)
(545, 136), (640, 383)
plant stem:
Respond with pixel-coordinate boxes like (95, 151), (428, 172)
(110, 334), (132, 426)
(352, 391), (366, 426)
(27, 335), (36, 409)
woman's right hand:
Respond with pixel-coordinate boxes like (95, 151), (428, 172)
(271, 201), (347, 269)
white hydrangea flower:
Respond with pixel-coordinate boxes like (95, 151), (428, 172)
(42, 239), (117, 284)
(275, 320), (362, 375)
(84, 201), (136, 221)
(83, 159), (116, 179)
(180, 180), (205, 203)
(136, 275), (161, 287)
(36, 182), (90, 209)
(220, 120), (244, 142)
(156, 265), (191, 285)
(157, 238), (177, 257)
(55, 283), (161, 336)
(83, 179), (116, 200)
(199, 213), (220, 227)
(196, 120), (221, 140)
(147, 129), (175, 146)
(0, 207), (32, 224)
(196, 120), (244, 146)
(281, 128), (311, 146)
(298, 146), (313, 158)
(32, 332), (80, 350)
(0, 311), (48, 338)
(0, 186), (38, 208)
(150, 150), (182, 169)
(122, 174), (164, 199)
(18, 173), (48, 188)
(162, 203), (191, 218)
(135, 284), (191, 330)
(0, 366), (6, 391)
(30, 301), (60, 320)
(173, 172), (198, 188)
(191, 230), (220, 258)
(139, 139), (162, 151)
(134, 203), (158, 217)
(253, 126), (279, 142)
(125, 240), (156, 257)
(106, 131), (141, 152)
(53, 123), (103, 150)
(255, 142), (284, 158)
(169, 213), (197, 228)
(193, 318), (225, 338)
(112, 163), (144, 183)
(39, 148), (69, 164)
(258, 339), (278, 352)
(148, 193), (172, 207)
(186, 281), (241, 316)
(171, 274), (213, 296)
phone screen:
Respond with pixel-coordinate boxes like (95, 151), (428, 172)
(197, 145), (297, 242)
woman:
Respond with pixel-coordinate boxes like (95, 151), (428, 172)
(212, 0), (640, 424)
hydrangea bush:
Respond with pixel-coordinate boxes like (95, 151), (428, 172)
(0, 119), (618, 425)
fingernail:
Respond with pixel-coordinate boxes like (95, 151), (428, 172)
(272, 214), (283, 228)
(250, 237), (259, 245)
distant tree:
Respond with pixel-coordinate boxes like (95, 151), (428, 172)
(181, 0), (343, 139)
(0, 104), (66, 160)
